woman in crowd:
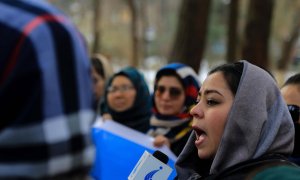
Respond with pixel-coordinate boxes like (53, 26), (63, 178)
(91, 53), (113, 114)
(148, 63), (200, 156)
(176, 60), (298, 179)
(101, 67), (151, 133)
(281, 73), (300, 165)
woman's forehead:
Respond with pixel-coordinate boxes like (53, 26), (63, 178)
(200, 73), (232, 95)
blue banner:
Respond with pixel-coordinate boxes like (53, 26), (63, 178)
(90, 119), (177, 180)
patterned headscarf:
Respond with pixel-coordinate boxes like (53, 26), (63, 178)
(151, 63), (200, 126)
(103, 67), (151, 133)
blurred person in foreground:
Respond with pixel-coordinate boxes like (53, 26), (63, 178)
(176, 60), (299, 179)
(281, 73), (300, 165)
(0, 0), (95, 179)
(147, 63), (200, 156)
(90, 53), (113, 114)
(101, 67), (151, 133)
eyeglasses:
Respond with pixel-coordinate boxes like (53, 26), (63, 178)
(107, 85), (134, 94)
(287, 104), (300, 122)
(154, 85), (183, 98)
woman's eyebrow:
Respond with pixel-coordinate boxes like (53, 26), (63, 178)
(199, 89), (223, 97)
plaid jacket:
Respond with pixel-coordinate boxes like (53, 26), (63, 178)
(0, 0), (95, 178)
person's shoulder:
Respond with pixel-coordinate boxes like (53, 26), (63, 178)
(239, 154), (300, 180)
(252, 165), (300, 180)
(0, 0), (62, 16)
(212, 154), (298, 180)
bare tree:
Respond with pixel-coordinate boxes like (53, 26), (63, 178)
(242, 0), (274, 69)
(127, 0), (139, 67)
(139, 0), (148, 65)
(226, 0), (239, 63)
(169, 0), (211, 72)
(277, 11), (300, 71)
(92, 0), (102, 53)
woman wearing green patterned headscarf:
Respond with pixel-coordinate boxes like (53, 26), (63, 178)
(101, 67), (151, 133)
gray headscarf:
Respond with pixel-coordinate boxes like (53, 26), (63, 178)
(175, 60), (294, 179)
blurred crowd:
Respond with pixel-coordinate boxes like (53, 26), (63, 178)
(1, 1), (300, 179)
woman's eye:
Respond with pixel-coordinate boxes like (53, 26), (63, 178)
(207, 99), (218, 106)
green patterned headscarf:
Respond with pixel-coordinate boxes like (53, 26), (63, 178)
(102, 67), (151, 133)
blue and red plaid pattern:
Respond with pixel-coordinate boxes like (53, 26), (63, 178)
(0, 0), (95, 178)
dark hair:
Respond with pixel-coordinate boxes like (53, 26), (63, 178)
(91, 57), (105, 78)
(283, 73), (300, 87)
(208, 62), (244, 95)
(155, 69), (184, 88)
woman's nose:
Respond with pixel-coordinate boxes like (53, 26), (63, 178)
(161, 89), (171, 99)
(190, 102), (204, 119)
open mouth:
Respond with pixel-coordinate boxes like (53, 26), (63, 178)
(192, 126), (206, 140)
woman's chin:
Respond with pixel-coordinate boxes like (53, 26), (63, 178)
(197, 149), (212, 159)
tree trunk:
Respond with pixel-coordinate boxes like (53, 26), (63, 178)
(92, 0), (102, 53)
(226, 0), (239, 63)
(277, 12), (300, 71)
(169, 0), (211, 73)
(242, 0), (274, 70)
(128, 0), (139, 67)
(140, 0), (147, 66)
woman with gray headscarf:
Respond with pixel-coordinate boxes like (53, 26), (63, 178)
(175, 60), (299, 179)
